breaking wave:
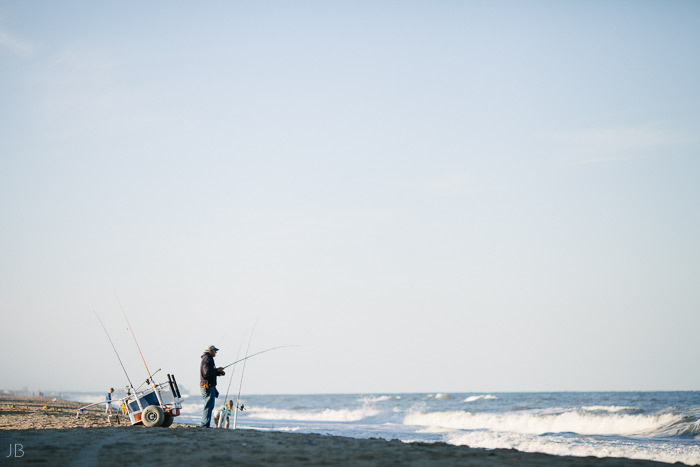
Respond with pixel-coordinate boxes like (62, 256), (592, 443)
(404, 410), (691, 436)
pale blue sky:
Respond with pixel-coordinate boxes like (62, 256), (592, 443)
(1, 1), (699, 394)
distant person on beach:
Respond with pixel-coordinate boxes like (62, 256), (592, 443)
(214, 399), (235, 429)
(200, 345), (225, 427)
(105, 388), (114, 414)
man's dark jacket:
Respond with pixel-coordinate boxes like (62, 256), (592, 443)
(200, 353), (220, 387)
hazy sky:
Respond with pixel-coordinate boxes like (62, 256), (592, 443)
(1, 1), (699, 395)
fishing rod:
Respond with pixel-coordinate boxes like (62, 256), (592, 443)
(221, 345), (298, 370)
(216, 329), (247, 428)
(218, 328), (230, 350)
(115, 292), (153, 381)
(233, 320), (258, 429)
(222, 329), (247, 409)
(134, 368), (162, 392)
(93, 311), (135, 390)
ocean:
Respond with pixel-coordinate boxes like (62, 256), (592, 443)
(66, 391), (700, 465)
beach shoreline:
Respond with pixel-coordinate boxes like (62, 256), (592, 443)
(0, 397), (684, 466)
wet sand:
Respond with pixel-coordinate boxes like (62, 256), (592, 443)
(0, 397), (683, 466)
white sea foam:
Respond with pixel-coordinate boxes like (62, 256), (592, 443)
(404, 410), (683, 436)
(247, 406), (379, 422)
(446, 431), (700, 465)
(464, 395), (498, 402)
(178, 402), (379, 424)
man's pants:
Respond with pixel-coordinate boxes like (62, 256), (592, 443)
(201, 386), (217, 427)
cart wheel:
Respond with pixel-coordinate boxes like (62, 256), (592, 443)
(142, 405), (165, 427)
(161, 411), (174, 427)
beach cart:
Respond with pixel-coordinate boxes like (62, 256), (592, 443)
(77, 373), (183, 427)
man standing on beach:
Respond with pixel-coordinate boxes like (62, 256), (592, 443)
(200, 345), (225, 427)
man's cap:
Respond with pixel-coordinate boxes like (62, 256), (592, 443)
(206, 345), (219, 352)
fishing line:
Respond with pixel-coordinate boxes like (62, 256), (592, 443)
(221, 345), (299, 370)
(93, 310), (134, 389)
(218, 328), (229, 350)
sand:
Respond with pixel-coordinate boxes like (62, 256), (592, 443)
(0, 397), (684, 466)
